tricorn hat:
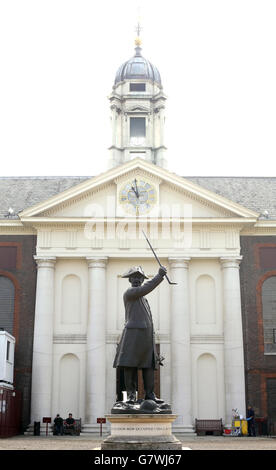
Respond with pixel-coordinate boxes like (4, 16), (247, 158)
(121, 266), (149, 279)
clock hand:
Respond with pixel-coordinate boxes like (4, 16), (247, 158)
(131, 183), (139, 199)
(134, 179), (139, 197)
(131, 186), (138, 198)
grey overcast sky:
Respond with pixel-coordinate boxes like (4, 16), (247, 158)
(0, 0), (276, 177)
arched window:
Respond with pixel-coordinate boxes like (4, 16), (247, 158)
(0, 275), (15, 335)
(262, 276), (276, 353)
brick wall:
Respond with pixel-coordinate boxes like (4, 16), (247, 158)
(240, 236), (276, 420)
(0, 235), (37, 431)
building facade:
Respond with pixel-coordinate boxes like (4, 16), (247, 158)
(0, 38), (276, 433)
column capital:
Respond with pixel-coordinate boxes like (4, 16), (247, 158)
(220, 256), (242, 269)
(86, 256), (108, 269)
(34, 256), (56, 268)
(168, 257), (191, 269)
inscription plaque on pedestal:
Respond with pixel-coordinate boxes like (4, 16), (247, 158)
(101, 414), (182, 450)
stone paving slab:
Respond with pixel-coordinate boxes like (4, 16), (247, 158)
(0, 435), (276, 450)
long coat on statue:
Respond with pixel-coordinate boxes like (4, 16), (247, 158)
(113, 273), (164, 369)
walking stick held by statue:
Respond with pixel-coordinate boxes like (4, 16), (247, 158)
(142, 230), (177, 285)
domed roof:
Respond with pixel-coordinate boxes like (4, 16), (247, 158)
(114, 45), (161, 86)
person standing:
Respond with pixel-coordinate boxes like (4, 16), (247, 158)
(247, 405), (256, 436)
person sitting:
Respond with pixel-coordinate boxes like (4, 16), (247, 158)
(53, 414), (64, 435)
(64, 413), (76, 434)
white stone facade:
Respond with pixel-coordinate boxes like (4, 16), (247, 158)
(18, 157), (259, 432)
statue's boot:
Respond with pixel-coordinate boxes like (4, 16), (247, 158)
(126, 392), (136, 404)
(145, 392), (164, 404)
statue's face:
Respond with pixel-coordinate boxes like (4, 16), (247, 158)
(129, 274), (144, 287)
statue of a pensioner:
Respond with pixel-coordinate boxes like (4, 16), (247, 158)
(113, 265), (167, 404)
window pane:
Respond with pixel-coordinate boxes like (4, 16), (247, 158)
(130, 117), (145, 138)
(262, 276), (276, 353)
(0, 276), (15, 335)
(130, 83), (146, 92)
(6, 341), (10, 361)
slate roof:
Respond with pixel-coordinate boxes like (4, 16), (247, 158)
(0, 176), (89, 219)
(0, 175), (275, 220)
(186, 177), (276, 219)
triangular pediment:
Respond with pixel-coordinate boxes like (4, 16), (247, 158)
(19, 159), (259, 222)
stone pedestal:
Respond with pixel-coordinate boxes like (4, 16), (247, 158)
(101, 414), (182, 450)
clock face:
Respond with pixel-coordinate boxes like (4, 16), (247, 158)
(119, 178), (157, 215)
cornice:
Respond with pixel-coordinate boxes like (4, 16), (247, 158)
(19, 217), (257, 226)
(163, 181), (240, 218)
(53, 334), (87, 344)
(190, 335), (224, 344)
(39, 181), (115, 217)
(0, 221), (36, 235)
(241, 227), (276, 236)
(114, 167), (162, 186)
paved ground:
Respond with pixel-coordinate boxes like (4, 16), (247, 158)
(0, 434), (275, 450)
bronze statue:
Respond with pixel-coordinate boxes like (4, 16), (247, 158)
(113, 264), (167, 408)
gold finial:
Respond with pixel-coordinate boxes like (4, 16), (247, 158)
(135, 36), (142, 46)
(134, 21), (142, 47)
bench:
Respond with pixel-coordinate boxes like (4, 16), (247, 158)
(53, 418), (81, 436)
(195, 419), (223, 436)
(63, 418), (81, 435)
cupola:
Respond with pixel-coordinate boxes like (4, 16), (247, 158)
(108, 35), (167, 169)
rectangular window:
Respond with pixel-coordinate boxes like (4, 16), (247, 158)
(130, 117), (146, 138)
(262, 276), (276, 353)
(130, 83), (146, 92)
(6, 341), (10, 361)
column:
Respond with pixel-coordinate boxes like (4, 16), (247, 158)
(168, 257), (193, 432)
(85, 257), (108, 427)
(30, 257), (56, 424)
(220, 257), (246, 423)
